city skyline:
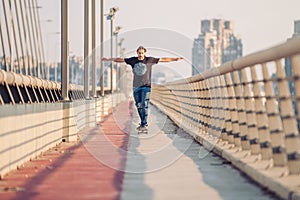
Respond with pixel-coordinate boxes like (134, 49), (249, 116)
(192, 19), (243, 75)
(1, 0), (299, 79)
(37, 0), (300, 78)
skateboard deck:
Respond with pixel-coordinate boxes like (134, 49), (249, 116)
(138, 128), (148, 134)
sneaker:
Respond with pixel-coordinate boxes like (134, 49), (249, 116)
(136, 124), (142, 130)
(136, 123), (148, 130)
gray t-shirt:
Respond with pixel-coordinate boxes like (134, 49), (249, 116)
(124, 56), (159, 87)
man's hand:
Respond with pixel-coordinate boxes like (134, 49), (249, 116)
(159, 57), (184, 62)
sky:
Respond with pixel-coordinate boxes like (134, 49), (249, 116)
(38, 0), (300, 78)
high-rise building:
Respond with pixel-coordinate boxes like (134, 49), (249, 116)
(192, 19), (243, 75)
(293, 20), (300, 37)
(285, 20), (300, 96)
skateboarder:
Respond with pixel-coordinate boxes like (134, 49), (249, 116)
(102, 46), (183, 133)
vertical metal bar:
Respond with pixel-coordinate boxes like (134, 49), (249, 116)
(24, 0), (36, 76)
(253, 64), (272, 160)
(61, 0), (69, 101)
(92, 0), (96, 97)
(0, 93), (4, 104)
(291, 54), (300, 173)
(214, 76), (225, 140)
(203, 80), (209, 134)
(84, 0), (90, 98)
(2, 0), (14, 72)
(100, 0), (104, 97)
(28, 0), (39, 77)
(239, 69), (252, 150)
(262, 63), (285, 166)
(19, 0), (30, 75)
(292, 54), (300, 120)
(276, 59), (300, 174)
(8, 0), (21, 73)
(225, 73), (239, 146)
(28, 0), (40, 78)
(249, 66), (262, 155)
(115, 32), (119, 90)
(110, 18), (113, 93)
(31, 0), (43, 78)
(197, 81), (204, 134)
(13, 0), (26, 74)
(0, 15), (8, 70)
(5, 82), (15, 104)
(208, 78), (217, 137)
(233, 71), (249, 150)
(34, 0), (46, 79)
(220, 75), (229, 141)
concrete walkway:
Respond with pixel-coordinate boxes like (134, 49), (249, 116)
(0, 102), (280, 200)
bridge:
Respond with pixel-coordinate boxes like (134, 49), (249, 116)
(1, 1), (300, 200)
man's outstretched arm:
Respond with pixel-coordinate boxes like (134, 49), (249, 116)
(158, 57), (184, 62)
(102, 57), (125, 63)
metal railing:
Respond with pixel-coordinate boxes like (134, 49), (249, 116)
(151, 36), (300, 198)
(0, 69), (89, 104)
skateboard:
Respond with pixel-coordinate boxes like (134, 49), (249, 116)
(138, 127), (148, 134)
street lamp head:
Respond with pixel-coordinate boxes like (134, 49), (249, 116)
(116, 26), (122, 31)
(110, 7), (119, 13)
(114, 26), (122, 35)
(106, 7), (119, 20)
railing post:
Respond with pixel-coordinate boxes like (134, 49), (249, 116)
(225, 73), (238, 145)
(198, 81), (204, 134)
(207, 78), (215, 137)
(215, 77), (224, 141)
(203, 80), (209, 135)
(233, 71), (249, 150)
(240, 69), (251, 150)
(251, 65), (272, 159)
(262, 64), (286, 166)
(220, 75), (229, 141)
(291, 54), (300, 174)
(249, 66), (262, 155)
(254, 64), (272, 160)
(276, 59), (300, 174)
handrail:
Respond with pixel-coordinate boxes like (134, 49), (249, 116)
(151, 35), (300, 199)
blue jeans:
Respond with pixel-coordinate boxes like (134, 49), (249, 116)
(133, 86), (151, 126)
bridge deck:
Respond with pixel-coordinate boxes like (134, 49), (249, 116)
(0, 102), (278, 200)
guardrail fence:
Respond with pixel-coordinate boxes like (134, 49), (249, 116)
(151, 36), (300, 199)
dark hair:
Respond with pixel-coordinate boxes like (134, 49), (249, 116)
(136, 46), (147, 53)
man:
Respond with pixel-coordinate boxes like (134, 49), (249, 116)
(102, 46), (183, 131)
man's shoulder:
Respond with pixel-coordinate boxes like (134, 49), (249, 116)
(146, 56), (159, 63)
(124, 57), (138, 64)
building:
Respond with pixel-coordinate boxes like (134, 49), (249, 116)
(285, 20), (300, 96)
(293, 20), (300, 37)
(192, 19), (243, 75)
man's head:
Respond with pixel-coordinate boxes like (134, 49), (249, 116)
(136, 46), (146, 60)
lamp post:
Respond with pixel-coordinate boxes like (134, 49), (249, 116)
(114, 26), (122, 57)
(114, 26), (122, 91)
(61, 0), (69, 101)
(106, 7), (119, 93)
(100, 0), (104, 96)
(118, 38), (125, 90)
